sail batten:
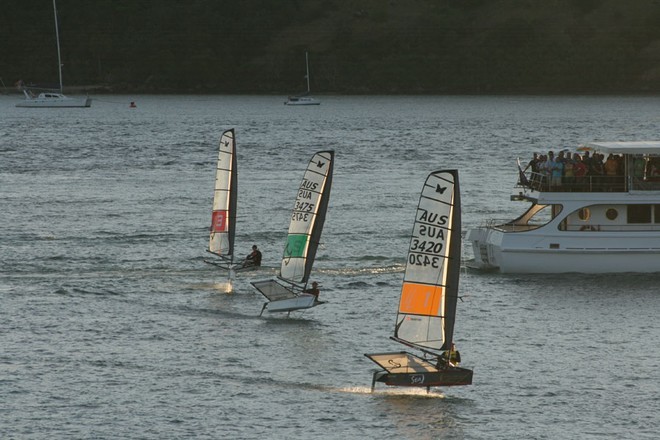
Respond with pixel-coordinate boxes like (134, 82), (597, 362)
(208, 129), (237, 264)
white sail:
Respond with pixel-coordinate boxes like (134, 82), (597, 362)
(209, 129), (237, 264)
(280, 150), (334, 283)
(394, 170), (461, 352)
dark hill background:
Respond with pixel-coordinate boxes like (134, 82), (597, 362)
(3, 0), (660, 94)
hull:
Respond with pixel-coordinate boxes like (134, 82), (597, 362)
(265, 293), (321, 313)
(284, 97), (320, 105)
(16, 96), (92, 108)
(468, 164), (660, 273)
(468, 222), (660, 274)
(377, 367), (473, 388)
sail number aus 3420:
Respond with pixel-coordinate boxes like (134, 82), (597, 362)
(409, 238), (444, 267)
(409, 252), (440, 268)
(410, 239), (443, 254)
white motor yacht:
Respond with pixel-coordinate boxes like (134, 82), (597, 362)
(467, 141), (660, 273)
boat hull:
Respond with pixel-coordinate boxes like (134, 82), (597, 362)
(376, 367), (473, 387)
(265, 293), (322, 313)
(467, 225), (660, 273)
(284, 97), (320, 105)
(16, 96), (92, 108)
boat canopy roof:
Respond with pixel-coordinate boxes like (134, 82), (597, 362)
(585, 141), (660, 154)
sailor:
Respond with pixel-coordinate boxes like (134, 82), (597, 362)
(304, 281), (320, 299)
(440, 343), (461, 367)
(242, 245), (262, 267)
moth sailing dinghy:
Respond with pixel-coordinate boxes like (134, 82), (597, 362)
(252, 150), (334, 315)
(365, 170), (473, 391)
(206, 129), (239, 277)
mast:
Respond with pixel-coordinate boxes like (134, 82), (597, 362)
(305, 52), (311, 94)
(280, 150), (334, 284)
(52, 0), (63, 93)
(393, 170), (461, 353)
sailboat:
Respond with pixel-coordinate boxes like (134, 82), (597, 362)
(252, 150), (334, 315)
(206, 129), (238, 275)
(284, 52), (320, 106)
(365, 170), (473, 391)
(16, 0), (91, 108)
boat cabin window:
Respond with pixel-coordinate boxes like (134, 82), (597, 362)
(507, 203), (558, 231)
(628, 204), (652, 224)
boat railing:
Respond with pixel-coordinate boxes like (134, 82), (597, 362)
(480, 219), (542, 232)
(563, 223), (660, 232)
(517, 172), (660, 193)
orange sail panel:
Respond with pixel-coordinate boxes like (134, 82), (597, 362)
(399, 282), (444, 316)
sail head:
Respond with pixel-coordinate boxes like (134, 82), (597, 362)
(394, 170), (461, 353)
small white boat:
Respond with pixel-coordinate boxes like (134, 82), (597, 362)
(467, 141), (660, 273)
(16, 0), (91, 108)
(284, 96), (320, 106)
(365, 170), (473, 391)
(16, 90), (91, 108)
(284, 52), (320, 106)
(252, 150), (334, 315)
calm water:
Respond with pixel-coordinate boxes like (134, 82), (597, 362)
(1, 95), (659, 439)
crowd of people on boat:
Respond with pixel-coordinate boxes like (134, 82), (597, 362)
(522, 149), (632, 191)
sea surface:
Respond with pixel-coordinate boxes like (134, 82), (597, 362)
(1, 94), (659, 439)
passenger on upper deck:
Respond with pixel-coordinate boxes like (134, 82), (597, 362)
(549, 151), (563, 189)
(563, 152), (575, 189)
(573, 154), (587, 191)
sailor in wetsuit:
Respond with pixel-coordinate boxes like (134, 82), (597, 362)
(303, 281), (320, 300)
(242, 245), (262, 267)
(439, 343), (461, 367)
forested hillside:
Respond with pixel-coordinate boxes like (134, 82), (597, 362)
(3, 0), (660, 94)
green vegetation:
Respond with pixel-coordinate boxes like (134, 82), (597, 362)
(3, 0), (660, 94)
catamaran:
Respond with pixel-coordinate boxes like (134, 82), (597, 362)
(206, 129), (238, 276)
(365, 170), (473, 391)
(252, 150), (334, 315)
(16, 0), (91, 108)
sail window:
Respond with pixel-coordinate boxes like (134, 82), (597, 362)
(628, 204), (652, 224)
